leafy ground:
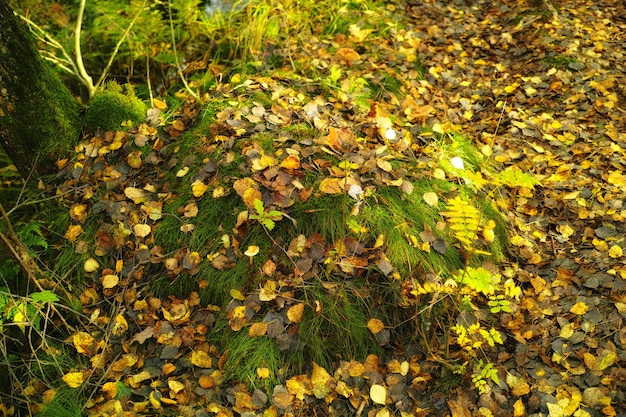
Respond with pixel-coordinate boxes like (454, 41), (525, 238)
(2, 0), (626, 416)
(401, 0), (626, 415)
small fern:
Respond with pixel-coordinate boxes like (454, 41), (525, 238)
(440, 196), (489, 255)
(17, 222), (48, 251)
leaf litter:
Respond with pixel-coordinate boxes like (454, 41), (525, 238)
(19, 0), (626, 416)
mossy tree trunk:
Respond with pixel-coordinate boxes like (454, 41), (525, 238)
(0, 0), (82, 178)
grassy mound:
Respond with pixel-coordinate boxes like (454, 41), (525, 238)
(46, 73), (512, 397)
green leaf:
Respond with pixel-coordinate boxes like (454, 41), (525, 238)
(261, 218), (276, 231)
(494, 168), (541, 189)
(454, 267), (499, 295)
(115, 381), (132, 400)
(253, 198), (265, 216)
(31, 290), (59, 304)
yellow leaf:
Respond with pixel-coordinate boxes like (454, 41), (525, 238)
(127, 151), (143, 168)
(598, 351), (616, 371)
(149, 391), (161, 410)
(483, 228), (495, 243)
(259, 280), (277, 302)
(287, 303), (305, 323)
(376, 159), (393, 172)
(280, 155), (301, 170)
(423, 192), (438, 206)
(191, 180), (208, 198)
(513, 398), (525, 417)
(286, 377), (310, 400)
(504, 82), (520, 93)
(230, 289), (246, 301)
(101, 274), (119, 289)
(348, 24), (373, 42)
(560, 323), (574, 339)
(176, 166), (189, 177)
(133, 224), (151, 238)
(583, 352), (597, 370)
(248, 322), (268, 337)
(153, 98), (167, 110)
(64, 224), (83, 242)
(242, 188), (263, 209)
(367, 318), (385, 334)
(191, 350), (212, 368)
(124, 187), (149, 204)
(102, 381), (119, 399)
(506, 373), (530, 396)
(183, 203), (199, 218)
(557, 224), (574, 239)
(432, 123), (445, 134)
(111, 314), (128, 337)
(232, 305), (247, 319)
(311, 362), (333, 399)
(609, 245), (623, 258)
(72, 332), (97, 356)
(570, 302), (589, 315)
(370, 384), (387, 405)
(168, 379), (185, 394)
(257, 367), (270, 378)
(69, 204), (88, 222)
(62, 371), (84, 388)
(84, 258), (99, 273)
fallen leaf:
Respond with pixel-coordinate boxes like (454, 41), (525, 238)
(423, 192), (438, 206)
(133, 224), (151, 238)
(124, 187), (149, 203)
(101, 274), (119, 289)
(370, 384), (387, 405)
(191, 350), (212, 368)
(84, 258), (99, 273)
(191, 180), (209, 197)
(367, 318), (385, 334)
(62, 371), (85, 388)
(287, 303), (305, 323)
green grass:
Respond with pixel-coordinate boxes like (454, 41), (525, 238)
(209, 319), (286, 392)
(35, 386), (84, 417)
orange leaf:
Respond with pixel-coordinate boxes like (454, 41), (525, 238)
(280, 155), (301, 170)
(64, 224), (83, 242)
(335, 48), (360, 65)
(319, 177), (344, 194)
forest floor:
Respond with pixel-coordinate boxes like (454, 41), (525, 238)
(401, 0), (626, 415)
(6, 0), (626, 416)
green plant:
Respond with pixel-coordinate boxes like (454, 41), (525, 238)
(471, 359), (500, 394)
(249, 198), (284, 231)
(0, 288), (59, 333)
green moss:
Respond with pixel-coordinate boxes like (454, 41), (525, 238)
(84, 83), (147, 132)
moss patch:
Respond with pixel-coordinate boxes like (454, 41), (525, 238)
(84, 83), (147, 132)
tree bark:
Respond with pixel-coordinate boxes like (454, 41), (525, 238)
(0, 0), (82, 178)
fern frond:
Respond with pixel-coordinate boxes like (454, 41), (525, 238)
(440, 196), (488, 254)
(18, 222), (48, 251)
